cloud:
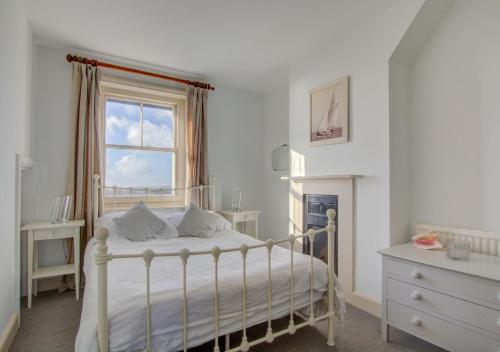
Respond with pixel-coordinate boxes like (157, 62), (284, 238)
(114, 154), (152, 176)
(106, 115), (172, 147)
(106, 115), (132, 135)
(145, 106), (172, 122)
(143, 120), (173, 148)
(124, 104), (139, 115)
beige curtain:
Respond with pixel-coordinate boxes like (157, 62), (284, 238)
(64, 62), (103, 283)
(186, 85), (209, 208)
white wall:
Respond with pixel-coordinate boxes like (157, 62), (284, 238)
(410, 0), (500, 231)
(389, 61), (411, 245)
(288, 0), (424, 301)
(24, 44), (269, 290)
(261, 88), (289, 239)
(23, 45), (73, 276)
(207, 83), (266, 213)
(0, 0), (33, 335)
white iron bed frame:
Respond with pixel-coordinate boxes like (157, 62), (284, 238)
(91, 175), (337, 352)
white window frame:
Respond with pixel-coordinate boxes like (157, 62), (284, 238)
(100, 78), (187, 209)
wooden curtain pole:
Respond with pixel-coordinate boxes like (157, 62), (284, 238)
(66, 53), (215, 90)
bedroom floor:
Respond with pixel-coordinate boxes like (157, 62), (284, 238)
(11, 290), (446, 352)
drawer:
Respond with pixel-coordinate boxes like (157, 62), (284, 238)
(34, 227), (77, 240)
(232, 213), (256, 222)
(387, 277), (500, 336)
(385, 257), (500, 308)
(387, 300), (500, 352)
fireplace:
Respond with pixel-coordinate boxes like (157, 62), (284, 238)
(302, 194), (338, 275)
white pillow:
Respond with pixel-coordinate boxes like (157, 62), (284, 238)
(96, 210), (178, 240)
(113, 202), (166, 241)
(95, 212), (125, 241)
(154, 214), (179, 239)
(165, 211), (186, 228)
(177, 204), (229, 238)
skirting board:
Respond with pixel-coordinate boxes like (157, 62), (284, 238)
(0, 313), (20, 352)
(349, 291), (381, 318)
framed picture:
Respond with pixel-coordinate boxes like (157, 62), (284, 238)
(309, 76), (349, 145)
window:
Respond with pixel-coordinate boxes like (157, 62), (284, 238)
(101, 80), (186, 206)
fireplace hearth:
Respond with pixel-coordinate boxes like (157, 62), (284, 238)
(303, 194), (338, 275)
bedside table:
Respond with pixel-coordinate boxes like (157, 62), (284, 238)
(219, 210), (261, 239)
(21, 220), (84, 308)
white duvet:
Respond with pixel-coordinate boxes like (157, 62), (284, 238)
(75, 230), (333, 352)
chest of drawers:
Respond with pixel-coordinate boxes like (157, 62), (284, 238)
(379, 244), (500, 352)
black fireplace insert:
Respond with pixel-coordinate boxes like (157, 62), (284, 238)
(302, 194), (338, 275)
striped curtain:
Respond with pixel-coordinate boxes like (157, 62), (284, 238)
(64, 62), (103, 287)
(186, 85), (209, 209)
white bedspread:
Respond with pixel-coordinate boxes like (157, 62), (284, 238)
(75, 230), (333, 352)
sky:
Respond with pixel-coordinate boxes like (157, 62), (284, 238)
(104, 99), (174, 188)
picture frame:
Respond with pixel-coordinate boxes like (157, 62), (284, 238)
(309, 76), (349, 145)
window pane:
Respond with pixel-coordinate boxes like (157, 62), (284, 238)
(105, 99), (141, 146)
(143, 104), (174, 148)
(105, 148), (173, 189)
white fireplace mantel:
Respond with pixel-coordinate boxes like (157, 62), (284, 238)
(290, 174), (362, 183)
(288, 173), (379, 317)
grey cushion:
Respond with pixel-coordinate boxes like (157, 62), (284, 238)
(113, 202), (166, 241)
(177, 203), (227, 238)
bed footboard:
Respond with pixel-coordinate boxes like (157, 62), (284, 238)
(94, 209), (337, 352)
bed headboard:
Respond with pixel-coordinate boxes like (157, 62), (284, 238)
(414, 223), (500, 256)
(92, 174), (216, 227)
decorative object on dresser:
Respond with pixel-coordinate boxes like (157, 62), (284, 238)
(219, 209), (261, 239)
(21, 220), (84, 308)
(379, 224), (500, 352)
(309, 76), (349, 145)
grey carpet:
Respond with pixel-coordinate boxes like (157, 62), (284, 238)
(10, 290), (446, 352)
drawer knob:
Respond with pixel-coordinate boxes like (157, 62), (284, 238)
(411, 270), (422, 279)
(411, 291), (421, 300)
(411, 317), (422, 327)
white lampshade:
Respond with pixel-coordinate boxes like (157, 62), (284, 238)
(271, 144), (289, 172)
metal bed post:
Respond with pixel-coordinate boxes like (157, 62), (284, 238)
(142, 249), (155, 352)
(211, 176), (217, 211)
(95, 227), (110, 352)
(93, 175), (100, 228)
(326, 209), (336, 346)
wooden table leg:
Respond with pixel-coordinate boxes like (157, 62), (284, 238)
(254, 218), (259, 239)
(27, 230), (33, 308)
(33, 240), (38, 296)
(74, 231), (80, 301)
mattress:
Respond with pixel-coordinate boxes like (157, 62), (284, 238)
(75, 230), (331, 352)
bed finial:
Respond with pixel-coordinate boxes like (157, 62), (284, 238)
(94, 226), (109, 242)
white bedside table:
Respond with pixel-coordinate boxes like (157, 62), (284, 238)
(21, 220), (84, 308)
(219, 210), (261, 239)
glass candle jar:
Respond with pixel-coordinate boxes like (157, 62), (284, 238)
(231, 191), (243, 212)
(446, 239), (471, 261)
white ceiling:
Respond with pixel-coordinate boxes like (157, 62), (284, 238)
(23, 0), (391, 92)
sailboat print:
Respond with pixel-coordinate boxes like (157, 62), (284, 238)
(314, 89), (342, 139)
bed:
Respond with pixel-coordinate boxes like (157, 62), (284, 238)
(75, 176), (343, 352)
